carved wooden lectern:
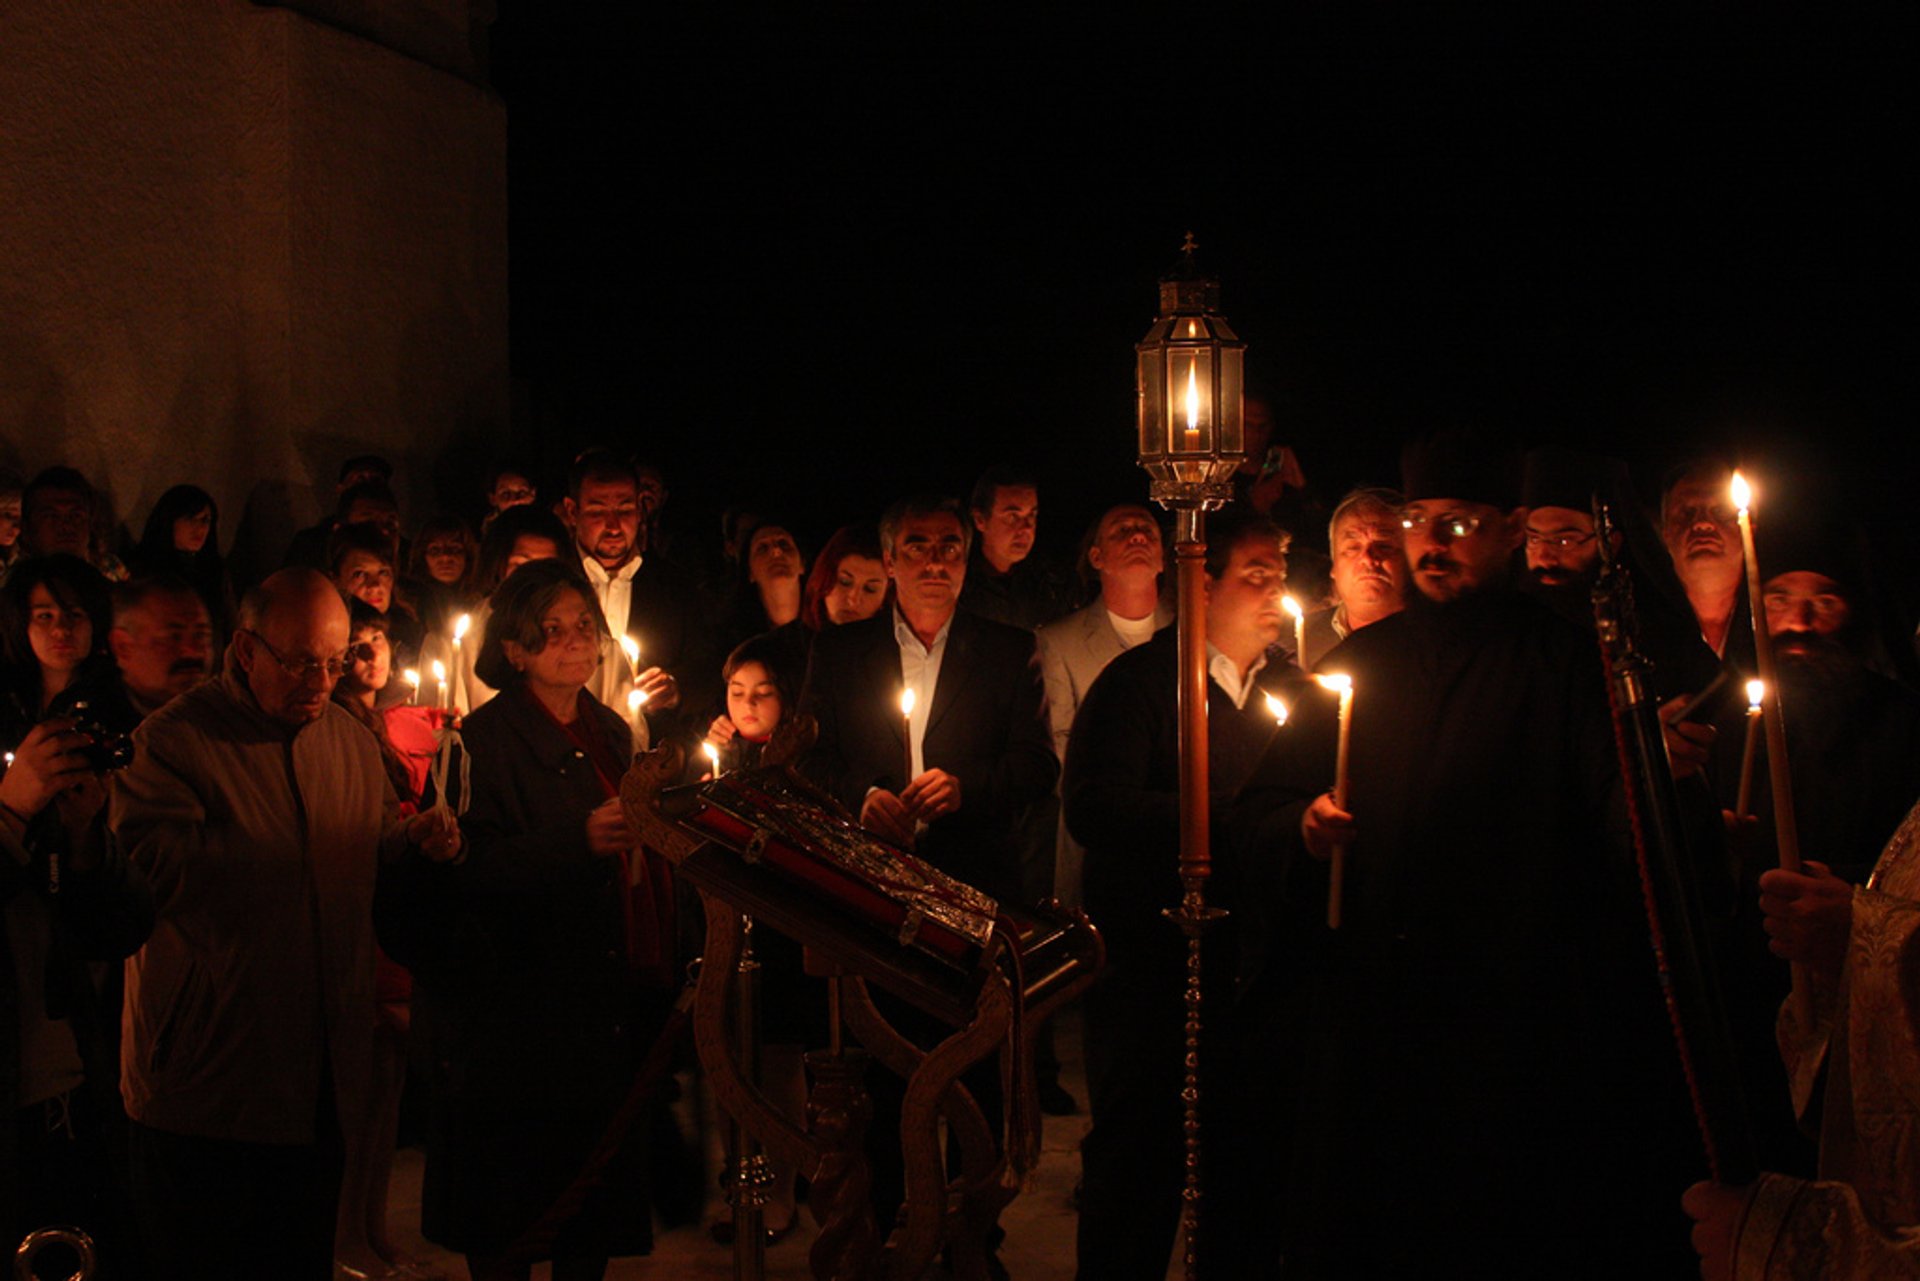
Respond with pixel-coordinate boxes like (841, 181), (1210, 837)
(620, 719), (1102, 1281)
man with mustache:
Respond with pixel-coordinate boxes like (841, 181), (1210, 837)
(108, 577), (215, 720)
(1298, 487), (1405, 670)
(1229, 434), (1693, 1277)
(1661, 459), (1755, 665)
(800, 494), (1057, 1270)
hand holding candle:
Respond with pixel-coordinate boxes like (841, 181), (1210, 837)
(1315, 673), (1355, 929)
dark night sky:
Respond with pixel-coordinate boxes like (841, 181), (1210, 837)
(490, 14), (1917, 568)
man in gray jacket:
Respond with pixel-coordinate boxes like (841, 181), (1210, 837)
(112, 569), (458, 1281)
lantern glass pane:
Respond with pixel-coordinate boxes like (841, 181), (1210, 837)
(1216, 348), (1244, 456)
(1137, 349), (1164, 457)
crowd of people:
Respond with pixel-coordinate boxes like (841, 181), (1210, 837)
(0, 412), (1915, 1280)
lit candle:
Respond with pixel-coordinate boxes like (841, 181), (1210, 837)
(702, 740), (723, 779)
(621, 634), (641, 671)
(1183, 362), (1201, 444)
(627, 686), (648, 719)
(402, 668), (421, 706)
(431, 659), (448, 712)
(1282, 594), (1306, 668)
(1735, 678), (1763, 818)
(1315, 672), (1355, 930)
(1734, 470), (1811, 1025)
(899, 686), (918, 787)
(449, 614), (471, 715)
(1264, 692), (1289, 728)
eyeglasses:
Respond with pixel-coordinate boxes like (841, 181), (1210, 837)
(1524, 530), (1596, 550)
(243, 630), (351, 681)
(895, 540), (965, 564)
(1401, 513), (1483, 539)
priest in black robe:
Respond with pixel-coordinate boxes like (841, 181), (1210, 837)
(1230, 435), (1698, 1278)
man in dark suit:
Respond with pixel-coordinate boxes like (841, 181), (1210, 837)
(801, 494), (1057, 903)
(800, 494), (1057, 1270)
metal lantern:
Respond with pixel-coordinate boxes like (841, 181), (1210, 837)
(1136, 233), (1246, 510)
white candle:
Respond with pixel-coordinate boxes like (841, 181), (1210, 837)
(402, 668), (420, 706)
(702, 741), (723, 778)
(431, 659), (448, 712)
(899, 686), (917, 785)
(1315, 673), (1355, 930)
(1736, 678), (1764, 819)
(1283, 594), (1306, 668)
(449, 615), (471, 714)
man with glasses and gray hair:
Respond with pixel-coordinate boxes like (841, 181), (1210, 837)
(111, 568), (461, 1281)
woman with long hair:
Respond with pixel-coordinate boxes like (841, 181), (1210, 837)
(408, 514), (483, 637)
(130, 484), (234, 644)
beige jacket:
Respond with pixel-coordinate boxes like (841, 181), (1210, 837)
(110, 660), (403, 1145)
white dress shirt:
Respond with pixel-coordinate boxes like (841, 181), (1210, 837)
(579, 551), (643, 642)
(1206, 644), (1270, 711)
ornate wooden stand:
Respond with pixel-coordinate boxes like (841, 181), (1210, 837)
(622, 725), (1100, 1281)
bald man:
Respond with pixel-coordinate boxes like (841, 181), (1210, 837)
(111, 569), (459, 1281)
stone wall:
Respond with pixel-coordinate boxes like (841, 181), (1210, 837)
(0, 2), (507, 575)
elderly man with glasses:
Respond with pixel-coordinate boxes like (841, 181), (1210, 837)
(111, 568), (460, 1281)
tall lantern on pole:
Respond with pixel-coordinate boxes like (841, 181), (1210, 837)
(1134, 232), (1245, 1279)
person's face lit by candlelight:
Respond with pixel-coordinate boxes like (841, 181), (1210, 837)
(505, 533), (560, 576)
(1205, 533), (1289, 659)
(110, 589), (213, 703)
(421, 535), (468, 586)
(1086, 505), (1164, 585)
(172, 506), (214, 555)
(1401, 499), (1521, 603)
(725, 660), (783, 741)
(236, 573), (351, 728)
(335, 549), (395, 613)
(504, 587), (604, 695)
(1330, 505), (1405, 617)
(886, 510), (969, 620)
(1523, 506), (1601, 585)
(1764, 570), (1852, 668)
(26, 584), (91, 684)
(340, 624), (392, 701)
(973, 485), (1038, 573)
(0, 493), (20, 550)
(747, 525), (803, 588)
(567, 476), (641, 570)
(488, 471), (535, 515)
(824, 554), (887, 626)
(1661, 472), (1742, 582)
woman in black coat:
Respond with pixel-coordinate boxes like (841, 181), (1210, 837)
(383, 559), (674, 1281)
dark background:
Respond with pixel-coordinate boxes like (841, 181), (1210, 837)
(488, 13), (1916, 571)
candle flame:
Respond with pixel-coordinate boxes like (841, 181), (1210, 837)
(1746, 678), (1765, 709)
(899, 687), (917, 719)
(702, 741), (721, 769)
(1264, 693), (1289, 726)
(1729, 470), (1752, 514)
(1281, 594), (1304, 621)
(627, 688), (648, 712)
(620, 635), (640, 667)
(430, 659), (446, 683)
(1314, 672), (1352, 694)
(402, 667), (421, 688)
(453, 613), (471, 642)
(1184, 362), (1200, 431)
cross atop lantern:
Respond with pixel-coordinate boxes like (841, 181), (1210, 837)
(1136, 233), (1247, 510)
